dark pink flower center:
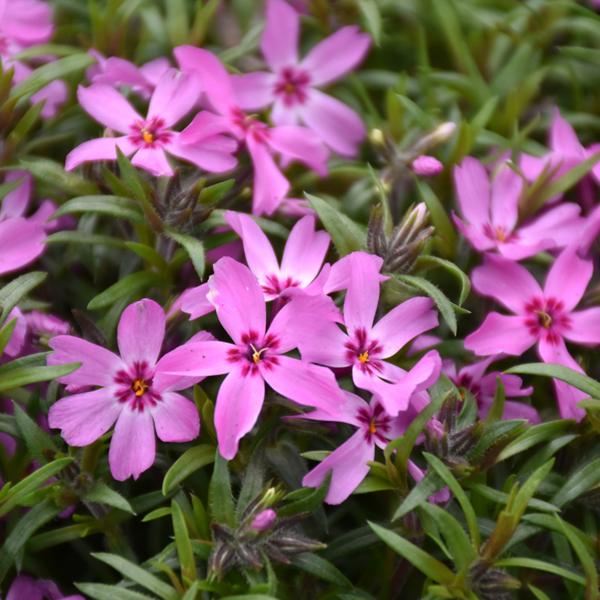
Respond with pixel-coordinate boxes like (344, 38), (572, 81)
(274, 67), (311, 107)
(114, 361), (160, 411)
(483, 223), (515, 243)
(524, 296), (571, 344)
(129, 116), (172, 148)
(345, 328), (383, 374)
(227, 330), (280, 376)
(230, 108), (270, 144)
(357, 403), (391, 444)
(261, 274), (301, 297)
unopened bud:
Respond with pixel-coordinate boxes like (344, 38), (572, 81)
(411, 155), (443, 176)
(250, 509), (277, 532)
(412, 122), (456, 155)
(369, 128), (386, 147)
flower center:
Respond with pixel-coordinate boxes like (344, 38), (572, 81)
(357, 404), (391, 444)
(261, 274), (301, 298)
(368, 418), (377, 435)
(114, 361), (160, 411)
(131, 378), (149, 397)
(536, 310), (552, 329)
(524, 296), (571, 345)
(141, 129), (155, 144)
(227, 331), (281, 376)
(358, 351), (369, 364)
(274, 67), (311, 106)
(129, 116), (172, 148)
(345, 328), (383, 374)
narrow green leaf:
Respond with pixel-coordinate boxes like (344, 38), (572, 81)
(291, 553), (352, 588)
(0, 362), (79, 393)
(0, 271), (46, 323)
(415, 255), (471, 305)
(277, 473), (331, 517)
(208, 452), (235, 527)
(162, 444), (215, 495)
(87, 271), (161, 310)
(52, 196), (144, 223)
(358, 0), (382, 45)
(496, 557), (585, 586)
(74, 583), (157, 600)
(415, 181), (457, 258)
(0, 319), (17, 356)
(19, 158), (97, 196)
(142, 507), (171, 522)
(84, 482), (136, 514)
(171, 500), (197, 583)
(497, 420), (574, 462)
(166, 231), (205, 279)
(552, 457), (600, 508)
(13, 402), (58, 463)
(47, 231), (126, 248)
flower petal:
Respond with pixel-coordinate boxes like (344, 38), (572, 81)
(453, 157), (490, 228)
(48, 389), (121, 446)
(132, 148), (173, 176)
(77, 84), (142, 133)
(117, 299), (165, 368)
(147, 69), (201, 126)
(515, 203), (583, 248)
(232, 72), (276, 110)
(549, 107), (584, 155)
(261, 0), (300, 70)
(303, 430), (373, 504)
(0, 218), (46, 276)
(372, 297), (438, 357)
(300, 26), (370, 86)
(167, 135), (237, 173)
(490, 163), (521, 231)
(215, 369), (265, 460)
(472, 254), (542, 314)
(179, 283), (215, 320)
(48, 335), (125, 387)
(268, 125), (329, 176)
(464, 313), (536, 356)
(563, 308), (600, 345)
(109, 407), (156, 480)
(152, 392), (200, 442)
(1, 171), (31, 219)
(155, 340), (235, 381)
(544, 245), (592, 311)
(65, 136), (136, 171)
(344, 251), (381, 332)
(301, 90), (365, 156)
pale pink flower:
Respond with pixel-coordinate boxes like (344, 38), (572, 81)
(175, 46), (329, 215)
(231, 0), (370, 156)
(453, 157), (584, 260)
(47, 299), (202, 480)
(66, 69), (237, 177)
(464, 248), (600, 420)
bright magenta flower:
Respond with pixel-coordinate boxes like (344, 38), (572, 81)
(296, 252), (441, 416)
(160, 257), (345, 459)
(453, 157), (584, 260)
(47, 299), (202, 480)
(465, 248), (600, 419)
(66, 69), (237, 176)
(175, 46), (329, 215)
(231, 0), (370, 156)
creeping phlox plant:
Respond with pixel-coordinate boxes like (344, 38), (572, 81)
(1, 1), (600, 598)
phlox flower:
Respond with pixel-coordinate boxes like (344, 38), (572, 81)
(175, 46), (329, 215)
(6, 574), (84, 600)
(296, 251), (441, 416)
(520, 107), (600, 185)
(464, 248), (600, 420)
(47, 299), (202, 480)
(159, 257), (345, 459)
(453, 158), (584, 260)
(232, 0), (370, 156)
(66, 68), (237, 177)
(225, 210), (330, 300)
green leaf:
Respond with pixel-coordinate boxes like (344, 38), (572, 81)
(0, 362), (79, 393)
(0, 271), (46, 324)
(0, 318), (17, 356)
(220, 596), (279, 600)
(19, 158), (97, 196)
(162, 444), (215, 496)
(511, 459), (555, 521)
(142, 507), (171, 522)
(306, 193), (366, 256)
(495, 557), (585, 586)
(358, 0), (382, 45)
(190, 0), (221, 45)
(497, 420), (573, 462)
(485, 377), (506, 423)
(208, 452), (235, 527)
(368, 521), (456, 585)
(395, 273), (458, 334)
(74, 584), (157, 600)
(87, 271), (162, 310)
(506, 363), (600, 398)
(415, 181), (457, 258)
(52, 196), (145, 223)
(10, 53), (93, 100)
(277, 473), (331, 517)
(166, 230), (205, 279)
(171, 500), (197, 584)
(84, 482), (136, 514)
(551, 457), (600, 508)
(13, 402), (57, 463)
(47, 231), (126, 249)
(92, 552), (177, 600)
(291, 553), (352, 589)
(472, 483), (558, 513)
(415, 255), (471, 306)
(393, 470), (443, 520)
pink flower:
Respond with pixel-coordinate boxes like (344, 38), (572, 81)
(159, 257), (345, 459)
(66, 69), (237, 177)
(453, 158), (584, 260)
(464, 248), (600, 420)
(225, 210), (330, 300)
(296, 252), (441, 416)
(175, 46), (329, 215)
(411, 155), (443, 176)
(87, 50), (171, 99)
(47, 299), (202, 480)
(445, 356), (539, 423)
(231, 0), (370, 157)
(520, 107), (600, 185)
(6, 574), (84, 600)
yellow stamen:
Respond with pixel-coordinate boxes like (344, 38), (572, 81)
(496, 228), (507, 242)
(142, 129), (154, 144)
(536, 310), (552, 329)
(251, 344), (264, 364)
(369, 419), (377, 435)
(132, 378), (148, 397)
(283, 82), (296, 94)
(358, 351), (369, 364)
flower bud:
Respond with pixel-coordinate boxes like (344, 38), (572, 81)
(412, 121), (456, 155)
(250, 509), (277, 532)
(411, 155), (443, 176)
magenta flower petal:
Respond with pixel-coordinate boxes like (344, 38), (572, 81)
(543, 246), (592, 312)
(451, 213), (495, 253)
(131, 147), (173, 176)
(302, 430), (373, 505)
(0, 217), (46, 275)
(296, 321), (350, 367)
(261, 356), (344, 409)
(167, 136), (237, 173)
(563, 308), (600, 345)
(261, 0), (300, 71)
(209, 257), (266, 343)
(371, 297), (438, 357)
(180, 111), (235, 144)
(517, 203), (583, 248)
(152, 391), (199, 442)
(117, 299), (165, 369)
(343, 252), (381, 332)
(155, 340), (235, 379)
(268, 125), (329, 176)
(2, 171), (31, 218)
(48, 389), (122, 446)
(232, 72), (277, 110)
(453, 157), (490, 228)
(179, 283), (215, 320)
(215, 370), (265, 460)
(472, 254), (542, 313)
(302, 90), (365, 156)
(549, 107), (583, 154)
(147, 69), (200, 127)
(77, 84), (143, 133)
(300, 26), (371, 86)
(109, 407), (156, 480)
(490, 164), (521, 232)
(65, 136), (136, 171)
(225, 210), (279, 282)
(465, 313), (536, 356)
(48, 335), (125, 387)
(280, 215), (330, 285)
